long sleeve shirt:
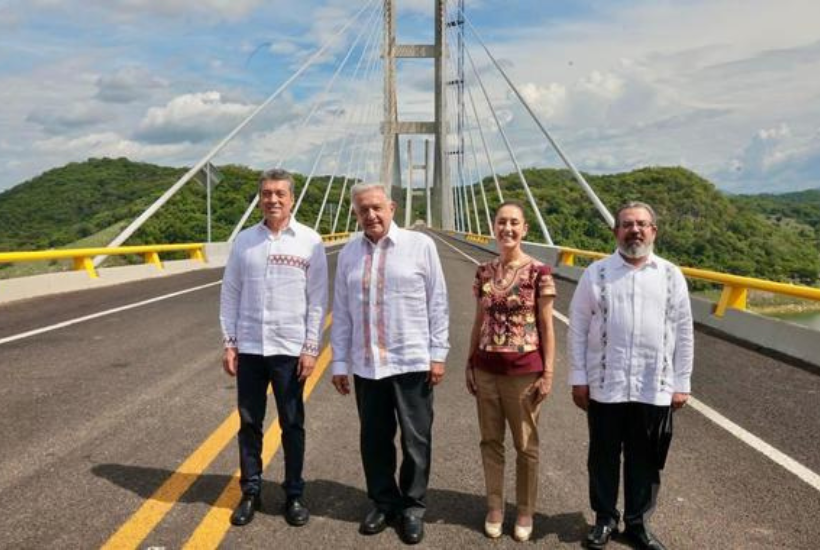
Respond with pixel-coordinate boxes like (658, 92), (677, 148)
(330, 223), (450, 380)
(220, 218), (328, 357)
(568, 251), (694, 406)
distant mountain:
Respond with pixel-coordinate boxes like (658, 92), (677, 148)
(1, 159), (818, 284)
(732, 188), (820, 248)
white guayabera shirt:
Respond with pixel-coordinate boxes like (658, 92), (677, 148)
(568, 251), (694, 406)
(220, 218), (328, 357)
(331, 223), (450, 380)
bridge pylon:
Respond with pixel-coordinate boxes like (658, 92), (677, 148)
(380, 0), (453, 230)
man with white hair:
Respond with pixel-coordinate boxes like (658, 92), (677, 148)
(568, 201), (694, 550)
(330, 182), (449, 545)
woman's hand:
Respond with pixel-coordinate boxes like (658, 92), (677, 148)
(528, 374), (553, 404)
(465, 367), (478, 396)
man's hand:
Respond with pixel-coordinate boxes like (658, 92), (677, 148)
(332, 375), (350, 395)
(571, 384), (590, 411)
(297, 353), (317, 382)
(671, 392), (689, 410)
(428, 361), (445, 386)
(223, 347), (239, 377)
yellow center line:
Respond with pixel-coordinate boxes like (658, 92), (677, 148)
(182, 343), (333, 549)
(102, 316), (332, 550)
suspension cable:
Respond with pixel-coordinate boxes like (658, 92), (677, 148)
(461, 9), (614, 228)
(100, 0), (379, 262)
(464, 44), (553, 244)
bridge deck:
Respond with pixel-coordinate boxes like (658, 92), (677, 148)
(0, 234), (817, 548)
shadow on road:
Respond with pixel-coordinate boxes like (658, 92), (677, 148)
(92, 464), (587, 543)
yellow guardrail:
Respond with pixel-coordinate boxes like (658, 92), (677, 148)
(0, 243), (206, 280)
(322, 232), (351, 244)
(465, 233), (492, 245)
(555, 245), (820, 317)
(459, 234), (820, 318)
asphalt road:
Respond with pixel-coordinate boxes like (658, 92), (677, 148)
(0, 234), (817, 549)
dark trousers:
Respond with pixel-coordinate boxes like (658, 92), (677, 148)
(354, 372), (434, 518)
(587, 400), (668, 528)
(237, 354), (305, 498)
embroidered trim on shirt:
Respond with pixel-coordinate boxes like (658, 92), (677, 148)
(268, 254), (309, 271)
(362, 249), (374, 366)
(661, 265), (674, 389)
(598, 265), (608, 389)
(223, 336), (237, 347)
(301, 341), (319, 356)
(376, 245), (389, 364)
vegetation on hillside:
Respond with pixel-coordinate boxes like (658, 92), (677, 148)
(1, 158), (818, 285)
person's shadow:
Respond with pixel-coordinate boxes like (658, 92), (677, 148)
(92, 463), (587, 543)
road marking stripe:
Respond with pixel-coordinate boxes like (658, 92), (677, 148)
(101, 409), (240, 549)
(0, 281), (222, 346)
(435, 232), (820, 493)
(182, 342), (333, 549)
(688, 397), (820, 491)
(102, 316), (332, 548)
(2, 250), (341, 347)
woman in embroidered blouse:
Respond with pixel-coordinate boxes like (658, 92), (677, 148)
(466, 200), (556, 542)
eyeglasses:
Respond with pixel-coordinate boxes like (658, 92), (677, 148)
(618, 220), (654, 230)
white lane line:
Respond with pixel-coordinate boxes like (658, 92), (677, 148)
(434, 232), (820, 493)
(429, 232), (480, 265)
(688, 397), (820, 491)
(0, 281), (222, 346)
(0, 249), (344, 347)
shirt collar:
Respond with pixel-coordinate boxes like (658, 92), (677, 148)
(363, 221), (400, 248)
(258, 216), (297, 239)
(611, 248), (659, 270)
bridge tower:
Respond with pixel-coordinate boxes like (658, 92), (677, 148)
(381, 0), (453, 229)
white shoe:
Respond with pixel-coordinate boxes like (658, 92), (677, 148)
(513, 523), (532, 542)
(484, 519), (503, 539)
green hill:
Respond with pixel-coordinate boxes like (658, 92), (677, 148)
(0, 157), (348, 250)
(1, 159), (818, 285)
(459, 166), (820, 284)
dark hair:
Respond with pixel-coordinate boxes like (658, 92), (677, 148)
(258, 168), (295, 195)
(494, 200), (527, 221)
(615, 201), (657, 225)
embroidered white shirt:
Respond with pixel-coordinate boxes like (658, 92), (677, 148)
(568, 251), (694, 406)
(220, 218), (328, 357)
(330, 223), (450, 380)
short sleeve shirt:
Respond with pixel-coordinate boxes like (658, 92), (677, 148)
(473, 257), (556, 355)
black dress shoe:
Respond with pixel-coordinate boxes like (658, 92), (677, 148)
(623, 525), (667, 550)
(360, 508), (393, 535)
(585, 522), (618, 549)
(400, 514), (424, 545)
(230, 493), (261, 526)
(284, 497), (310, 527)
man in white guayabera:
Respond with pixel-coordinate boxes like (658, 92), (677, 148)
(220, 168), (328, 528)
(569, 201), (694, 550)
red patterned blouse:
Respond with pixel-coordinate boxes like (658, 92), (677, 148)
(471, 257), (556, 375)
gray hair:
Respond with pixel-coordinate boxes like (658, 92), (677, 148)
(350, 182), (389, 204)
(258, 168), (295, 195)
(615, 201), (657, 225)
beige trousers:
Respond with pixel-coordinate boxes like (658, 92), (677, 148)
(474, 369), (542, 516)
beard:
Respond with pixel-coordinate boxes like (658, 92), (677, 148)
(618, 240), (653, 259)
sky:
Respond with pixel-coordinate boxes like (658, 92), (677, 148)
(1, 0), (819, 195)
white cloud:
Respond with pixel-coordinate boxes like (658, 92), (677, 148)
(96, 67), (168, 104)
(515, 82), (567, 119)
(135, 91), (256, 144)
(32, 131), (187, 159)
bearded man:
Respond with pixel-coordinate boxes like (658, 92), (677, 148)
(568, 201), (694, 550)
